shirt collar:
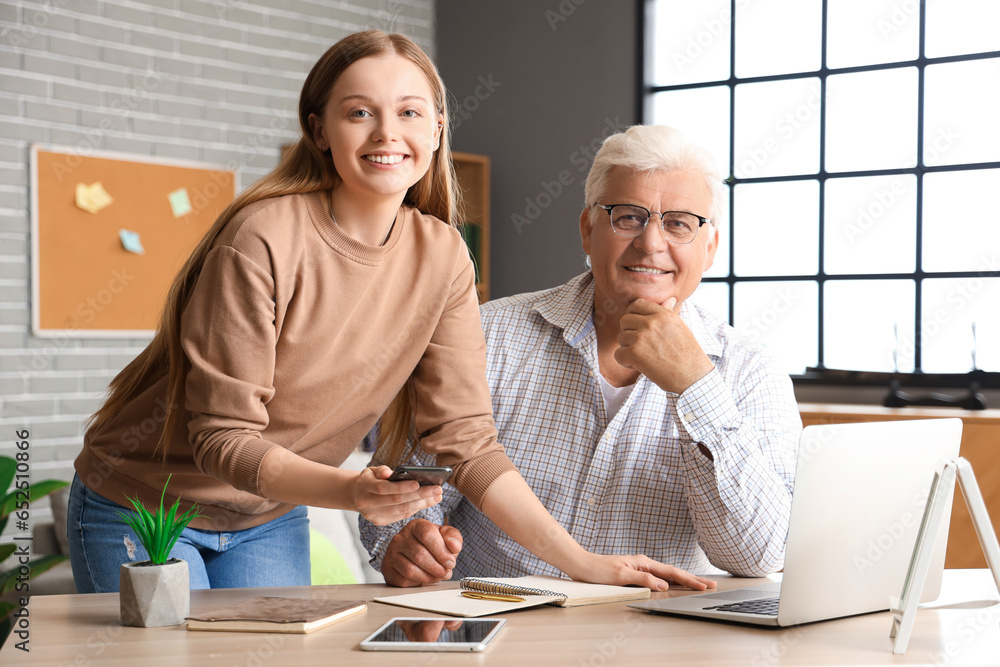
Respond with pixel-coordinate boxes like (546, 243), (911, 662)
(534, 272), (724, 359)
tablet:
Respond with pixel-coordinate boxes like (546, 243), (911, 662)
(359, 617), (506, 652)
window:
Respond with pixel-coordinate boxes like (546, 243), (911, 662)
(643, 0), (1000, 379)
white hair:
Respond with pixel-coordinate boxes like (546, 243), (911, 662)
(583, 125), (725, 227)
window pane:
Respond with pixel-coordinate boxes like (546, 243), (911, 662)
(735, 0), (822, 78)
(926, 0), (1000, 58)
(734, 281), (818, 374)
(824, 280), (916, 372)
(733, 181), (818, 276)
(649, 86), (731, 174)
(824, 175), (916, 275)
(825, 68), (918, 172)
(734, 79), (822, 178)
(826, 0), (919, 68)
(922, 169), (1000, 272)
(690, 281), (729, 322)
(922, 278), (1000, 372)
(703, 186), (731, 278)
(647, 0), (731, 86)
(924, 59), (1000, 166)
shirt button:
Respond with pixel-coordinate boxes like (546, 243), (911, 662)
(684, 412), (697, 423)
(587, 497), (596, 506)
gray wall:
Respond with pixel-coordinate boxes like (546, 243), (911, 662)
(436, 0), (638, 298)
(0, 0), (434, 518)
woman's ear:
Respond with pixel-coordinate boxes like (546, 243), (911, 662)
(432, 119), (443, 151)
(308, 113), (327, 152)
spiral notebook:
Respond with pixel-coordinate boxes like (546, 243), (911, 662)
(373, 575), (650, 617)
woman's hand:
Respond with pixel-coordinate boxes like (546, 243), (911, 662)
(352, 466), (443, 526)
(567, 553), (717, 592)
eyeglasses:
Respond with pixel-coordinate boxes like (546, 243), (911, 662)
(593, 204), (710, 244)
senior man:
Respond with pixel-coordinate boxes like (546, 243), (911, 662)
(360, 125), (802, 586)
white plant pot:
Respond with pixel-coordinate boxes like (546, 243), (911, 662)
(119, 559), (190, 628)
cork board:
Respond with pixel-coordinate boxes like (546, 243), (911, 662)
(30, 145), (236, 336)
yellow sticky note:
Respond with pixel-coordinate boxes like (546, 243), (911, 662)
(168, 188), (192, 218)
(75, 182), (113, 214)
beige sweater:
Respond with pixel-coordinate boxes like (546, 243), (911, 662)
(75, 191), (514, 531)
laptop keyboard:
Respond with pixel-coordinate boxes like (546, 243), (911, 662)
(703, 597), (780, 616)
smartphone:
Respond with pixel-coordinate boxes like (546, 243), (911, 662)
(360, 617), (506, 652)
(388, 465), (453, 486)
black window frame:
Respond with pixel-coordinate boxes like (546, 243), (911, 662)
(638, 0), (1000, 393)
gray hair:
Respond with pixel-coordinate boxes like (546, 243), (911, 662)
(583, 125), (725, 227)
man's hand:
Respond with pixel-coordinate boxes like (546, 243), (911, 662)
(381, 518), (464, 587)
(615, 297), (714, 394)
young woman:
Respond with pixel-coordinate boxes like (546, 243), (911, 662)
(68, 30), (713, 593)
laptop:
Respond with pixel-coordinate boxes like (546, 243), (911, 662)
(629, 418), (963, 626)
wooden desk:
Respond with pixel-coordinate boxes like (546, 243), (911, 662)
(3, 571), (997, 666)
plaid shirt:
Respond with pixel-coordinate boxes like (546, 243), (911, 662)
(360, 272), (802, 578)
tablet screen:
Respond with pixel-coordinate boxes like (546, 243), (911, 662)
(361, 617), (506, 651)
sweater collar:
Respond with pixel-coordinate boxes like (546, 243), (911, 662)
(306, 190), (404, 265)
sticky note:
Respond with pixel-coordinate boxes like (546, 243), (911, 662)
(168, 188), (192, 218)
(119, 229), (144, 255)
(75, 182), (114, 214)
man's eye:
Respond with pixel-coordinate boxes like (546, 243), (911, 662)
(665, 218), (693, 232)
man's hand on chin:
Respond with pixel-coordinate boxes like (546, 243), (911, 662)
(614, 297), (714, 394)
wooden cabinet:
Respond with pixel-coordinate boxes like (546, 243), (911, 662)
(798, 403), (1000, 569)
(452, 152), (490, 302)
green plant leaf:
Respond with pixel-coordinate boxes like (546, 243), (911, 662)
(0, 457), (15, 497)
(0, 554), (69, 596)
(0, 599), (15, 649)
(0, 543), (15, 562)
(0, 479), (70, 519)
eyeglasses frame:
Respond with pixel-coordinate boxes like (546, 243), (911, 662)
(592, 203), (711, 244)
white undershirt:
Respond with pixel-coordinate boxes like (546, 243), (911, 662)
(596, 372), (635, 422)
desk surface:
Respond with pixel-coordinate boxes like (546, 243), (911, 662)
(4, 570), (998, 666)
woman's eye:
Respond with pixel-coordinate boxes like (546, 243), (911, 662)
(349, 109), (371, 118)
(401, 109), (420, 118)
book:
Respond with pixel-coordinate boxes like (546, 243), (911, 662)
(186, 597), (366, 634)
(373, 575), (651, 618)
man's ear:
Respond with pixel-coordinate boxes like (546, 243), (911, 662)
(580, 208), (593, 257)
(308, 113), (327, 151)
(703, 224), (719, 272)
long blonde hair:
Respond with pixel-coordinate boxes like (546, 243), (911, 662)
(87, 30), (461, 468)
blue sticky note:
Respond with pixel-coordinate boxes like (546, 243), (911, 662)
(119, 229), (145, 255)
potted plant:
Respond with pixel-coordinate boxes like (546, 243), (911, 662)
(116, 475), (201, 628)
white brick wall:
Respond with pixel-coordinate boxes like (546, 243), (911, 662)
(0, 0), (435, 504)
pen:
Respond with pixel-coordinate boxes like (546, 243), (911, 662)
(461, 591), (525, 602)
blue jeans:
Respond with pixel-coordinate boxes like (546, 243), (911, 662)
(66, 475), (311, 593)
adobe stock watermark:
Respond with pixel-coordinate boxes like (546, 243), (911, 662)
(545, 0), (588, 31)
(17, 267), (136, 379)
(927, 605), (1000, 666)
(888, 253), (1000, 370)
(841, 126), (959, 246)
(449, 74), (502, 132)
(739, 286), (797, 343)
(1, 0), (72, 48)
(878, 0), (921, 41)
(738, 84), (826, 179)
(510, 116), (630, 234)
(49, 67), (164, 183)
(852, 486), (929, 576)
(670, 0), (752, 74)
